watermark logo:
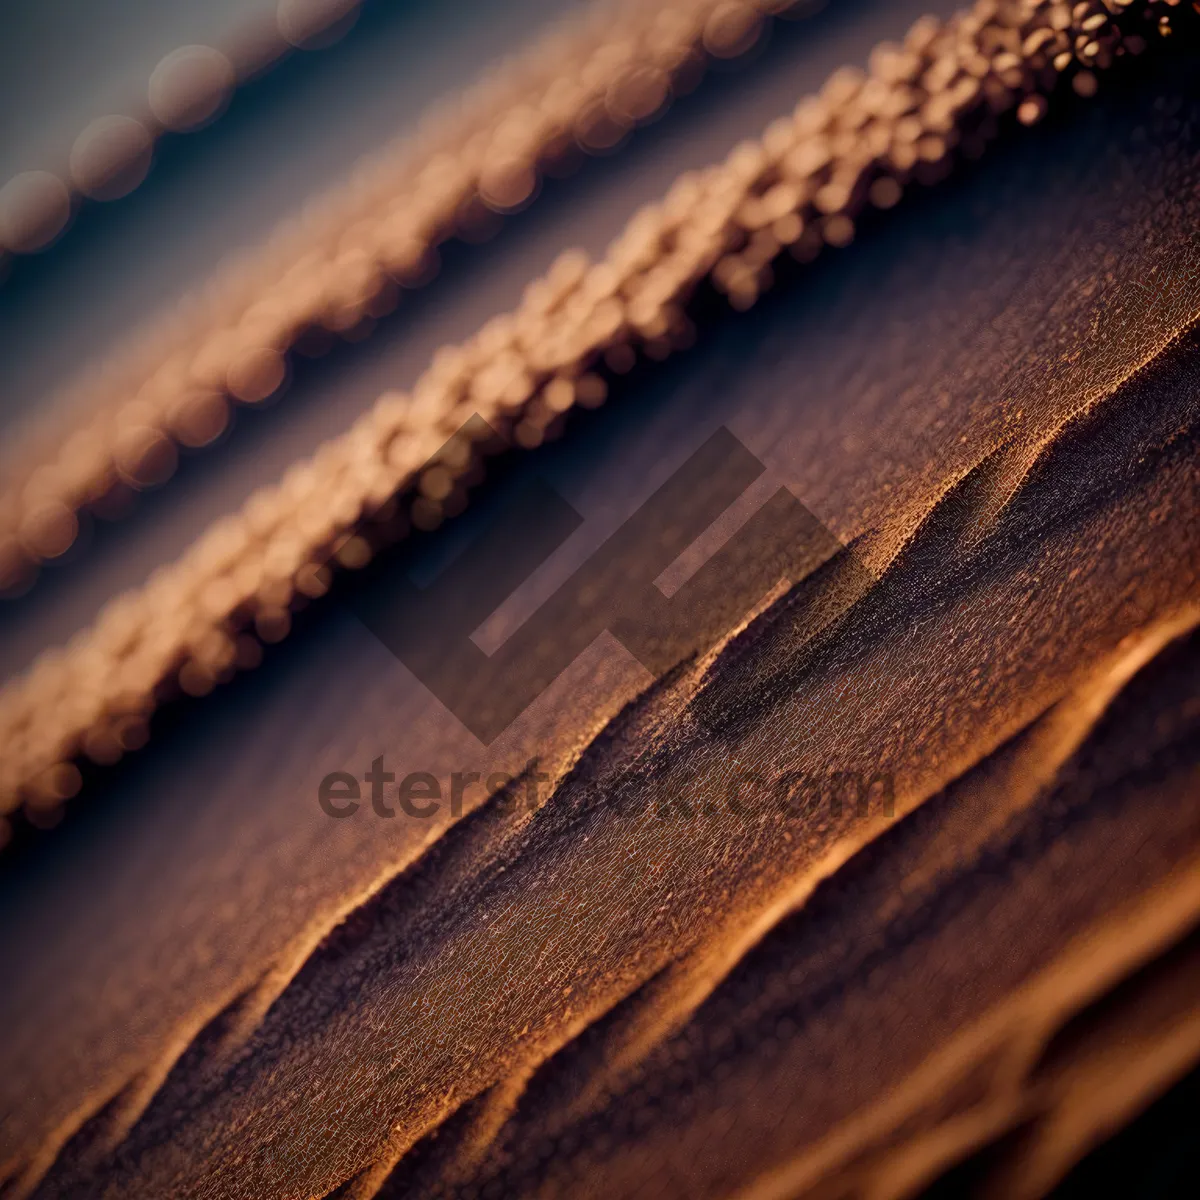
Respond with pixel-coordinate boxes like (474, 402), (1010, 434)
(354, 417), (852, 743)
(317, 759), (894, 822)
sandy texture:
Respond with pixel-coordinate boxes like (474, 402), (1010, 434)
(0, 12), (1198, 1200)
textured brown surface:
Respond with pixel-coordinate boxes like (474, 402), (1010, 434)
(0, 0), (1181, 833)
(0, 6), (1197, 1200)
